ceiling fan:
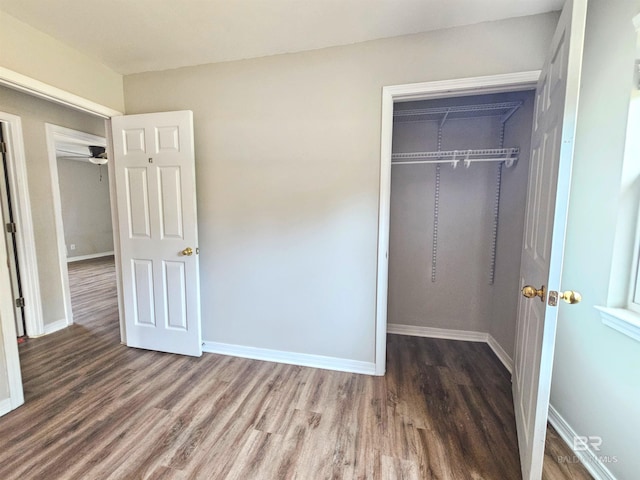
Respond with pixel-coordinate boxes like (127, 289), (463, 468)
(55, 143), (108, 165)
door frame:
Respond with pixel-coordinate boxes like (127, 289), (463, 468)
(0, 111), (44, 337)
(374, 71), (541, 375)
(0, 70), (124, 416)
(1, 68), (126, 343)
(44, 124), (108, 333)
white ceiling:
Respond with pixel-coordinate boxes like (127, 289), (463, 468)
(0, 0), (564, 75)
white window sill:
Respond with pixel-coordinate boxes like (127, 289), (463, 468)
(595, 306), (640, 342)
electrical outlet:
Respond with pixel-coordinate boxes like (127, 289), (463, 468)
(70, 244), (76, 251)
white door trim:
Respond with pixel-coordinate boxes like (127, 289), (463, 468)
(104, 120), (126, 344)
(374, 71), (541, 375)
(45, 124), (107, 330)
(0, 111), (44, 337)
(0, 66), (122, 119)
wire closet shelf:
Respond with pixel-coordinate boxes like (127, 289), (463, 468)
(391, 100), (523, 169)
(392, 148), (519, 168)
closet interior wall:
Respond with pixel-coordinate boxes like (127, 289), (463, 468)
(388, 90), (535, 359)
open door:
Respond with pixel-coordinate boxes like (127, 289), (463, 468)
(0, 154), (24, 416)
(0, 123), (25, 337)
(111, 111), (201, 357)
(513, 1), (587, 478)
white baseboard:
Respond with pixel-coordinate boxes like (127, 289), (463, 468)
(387, 323), (487, 342)
(67, 251), (114, 263)
(0, 397), (12, 417)
(43, 318), (69, 335)
(486, 334), (513, 373)
(548, 405), (617, 480)
(387, 323), (513, 373)
(202, 341), (376, 375)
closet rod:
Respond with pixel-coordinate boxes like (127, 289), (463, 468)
(392, 147), (519, 168)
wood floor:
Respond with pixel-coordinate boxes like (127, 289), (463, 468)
(0, 256), (592, 479)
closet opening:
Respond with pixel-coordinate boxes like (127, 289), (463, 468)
(384, 88), (536, 371)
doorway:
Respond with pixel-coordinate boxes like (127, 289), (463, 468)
(387, 89), (535, 365)
(45, 124), (113, 331)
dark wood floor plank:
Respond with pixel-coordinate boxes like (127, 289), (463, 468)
(0, 256), (593, 479)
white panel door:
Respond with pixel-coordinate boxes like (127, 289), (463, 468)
(513, 1), (586, 478)
(112, 111), (201, 356)
(0, 125), (24, 337)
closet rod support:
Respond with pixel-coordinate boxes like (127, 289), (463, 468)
(501, 105), (521, 124)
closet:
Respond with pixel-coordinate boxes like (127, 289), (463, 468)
(387, 90), (535, 357)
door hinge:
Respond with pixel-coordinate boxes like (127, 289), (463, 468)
(15, 297), (25, 308)
(6, 222), (16, 233)
(0, 141), (6, 154)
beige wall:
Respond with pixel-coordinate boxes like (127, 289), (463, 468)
(551, 0), (640, 477)
(57, 158), (113, 258)
(0, 11), (124, 112)
(124, 13), (558, 362)
(388, 91), (533, 358)
(0, 85), (105, 326)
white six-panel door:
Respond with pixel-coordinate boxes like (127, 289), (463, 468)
(111, 111), (201, 357)
(513, 1), (587, 478)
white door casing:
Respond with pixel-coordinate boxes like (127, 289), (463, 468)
(513, 1), (587, 479)
(111, 111), (202, 357)
(0, 112), (43, 339)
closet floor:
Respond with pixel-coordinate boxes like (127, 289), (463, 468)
(0, 257), (591, 479)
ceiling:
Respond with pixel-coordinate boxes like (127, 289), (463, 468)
(0, 0), (564, 75)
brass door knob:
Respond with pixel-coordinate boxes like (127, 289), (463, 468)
(181, 247), (193, 256)
(560, 290), (582, 304)
(522, 285), (546, 302)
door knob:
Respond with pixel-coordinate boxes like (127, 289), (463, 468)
(559, 290), (582, 304)
(181, 247), (193, 256)
(522, 285), (546, 302)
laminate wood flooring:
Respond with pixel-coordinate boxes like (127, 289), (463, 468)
(0, 256), (592, 479)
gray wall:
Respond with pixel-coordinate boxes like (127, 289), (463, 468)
(0, 85), (105, 326)
(551, 0), (640, 478)
(123, 13), (558, 362)
(57, 158), (113, 259)
(388, 91), (533, 358)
